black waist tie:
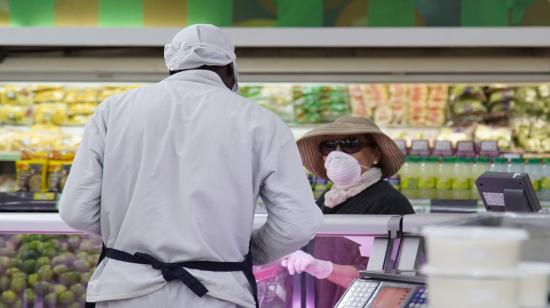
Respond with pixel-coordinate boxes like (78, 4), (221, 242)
(85, 245), (258, 308)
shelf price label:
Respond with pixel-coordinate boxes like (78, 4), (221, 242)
(33, 192), (56, 201)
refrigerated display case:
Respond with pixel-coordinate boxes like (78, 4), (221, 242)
(0, 31), (549, 209)
(0, 213), (403, 308)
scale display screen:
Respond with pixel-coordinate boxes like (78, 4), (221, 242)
(372, 287), (412, 308)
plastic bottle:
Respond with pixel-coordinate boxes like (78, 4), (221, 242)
(400, 156), (420, 199)
(471, 157), (490, 200)
(508, 158), (525, 174)
(452, 157), (472, 200)
(436, 157), (455, 200)
(540, 158), (550, 201)
(418, 157), (437, 200)
(525, 158), (542, 193)
(490, 157), (508, 173)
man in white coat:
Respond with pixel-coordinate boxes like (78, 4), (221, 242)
(59, 24), (323, 308)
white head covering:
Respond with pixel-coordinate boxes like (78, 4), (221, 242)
(164, 24), (239, 92)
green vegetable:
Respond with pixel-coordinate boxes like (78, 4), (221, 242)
(0, 290), (17, 304)
(70, 283), (85, 298)
(33, 281), (51, 296)
(10, 278), (26, 294)
(27, 273), (38, 288)
(44, 292), (57, 307)
(53, 264), (69, 275)
(58, 290), (76, 305)
(24, 288), (36, 304)
(53, 284), (67, 296)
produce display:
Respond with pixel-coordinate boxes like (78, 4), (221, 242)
(0, 84), (138, 126)
(292, 85), (350, 123)
(0, 234), (101, 308)
(350, 84), (447, 127)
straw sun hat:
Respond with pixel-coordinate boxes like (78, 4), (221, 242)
(297, 116), (405, 179)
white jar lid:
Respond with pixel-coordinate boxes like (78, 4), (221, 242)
(422, 265), (521, 279)
(422, 226), (528, 242)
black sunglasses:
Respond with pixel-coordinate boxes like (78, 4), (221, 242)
(319, 138), (368, 156)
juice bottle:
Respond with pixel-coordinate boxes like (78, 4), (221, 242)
(436, 157), (455, 200)
(507, 158), (525, 173)
(470, 157), (489, 200)
(491, 157), (508, 173)
(400, 156), (420, 199)
(525, 158), (542, 193)
(452, 157), (472, 200)
(540, 158), (550, 201)
(418, 157), (437, 200)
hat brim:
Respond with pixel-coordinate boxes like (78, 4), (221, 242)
(297, 122), (405, 179)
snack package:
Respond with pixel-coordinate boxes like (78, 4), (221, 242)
(16, 160), (48, 192)
(0, 129), (23, 152)
(98, 86), (127, 102)
(0, 85), (33, 105)
(47, 161), (72, 192)
(33, 86), (65, 103)
(0, 105), (34, 125)
(0, 175), (16, 192)
(34, 103), (68, 125)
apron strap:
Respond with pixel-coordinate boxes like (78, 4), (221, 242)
(87, 245), (259, 308)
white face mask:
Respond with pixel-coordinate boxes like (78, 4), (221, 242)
(324, 151), (368, 187)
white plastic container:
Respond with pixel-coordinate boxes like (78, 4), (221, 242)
(423, 267), (520, 308)
(518, 262), (550, 308)
(422, 226), (528, 270)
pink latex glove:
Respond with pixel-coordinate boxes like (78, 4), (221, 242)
(280, 250), (333, 279)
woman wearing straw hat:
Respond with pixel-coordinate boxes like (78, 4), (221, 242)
(281, 116), (414, 308)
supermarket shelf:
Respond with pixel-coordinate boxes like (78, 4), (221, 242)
(1, 27), (550, 47)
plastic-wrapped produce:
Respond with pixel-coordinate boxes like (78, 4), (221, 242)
(348, 84), (370, 118)
(240, 84), (294, 122)
(474, 124), (513, 151)
(512, 117), (550, 153)
(321, 85), (350, 122)
(292, 85), (323, 124)
(0, 105), (34, 126)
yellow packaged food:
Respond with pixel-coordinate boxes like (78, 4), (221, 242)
(65, 87), (99, 104)
(0, 85), (33, 105)
(68, 102), (97, 116)
(0, 129), (22, 152)
(34, 103), (68, 125)
(1, 105), (34, 125)
(34, 87), (66, 103)
(98, 86), (126, 102)
(66, 114), (92, 126)
(47, 161), (72, 192)
(16, 160), (48, 192)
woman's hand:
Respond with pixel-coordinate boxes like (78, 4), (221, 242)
(281, 250), (333, 279)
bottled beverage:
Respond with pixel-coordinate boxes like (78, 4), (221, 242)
(436, 157), (455, 200)
(491, 157), (508, 173)
(525, 159), (542, 193)
(541, 158), (550, 201)
(471, 157), (490, 200)
(418, 157), (438, 200)
(507, 157), (524, 173)
(452, 158), (472, 200)
(400, 156), (420, 199)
